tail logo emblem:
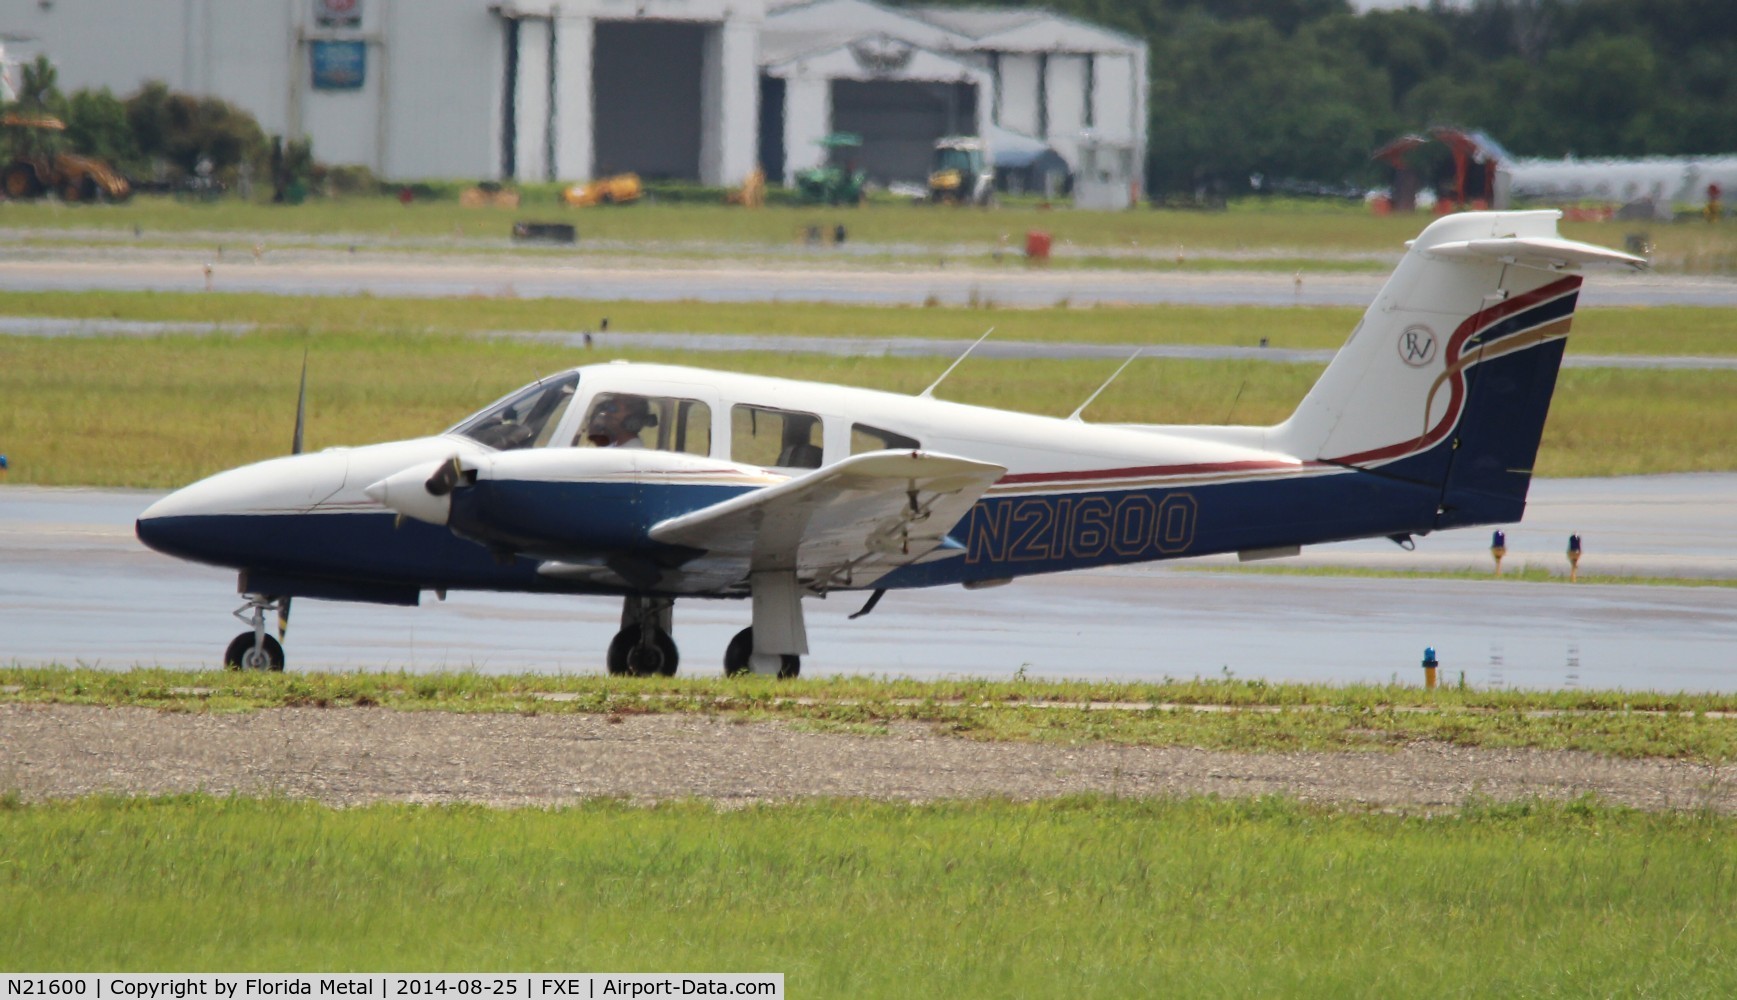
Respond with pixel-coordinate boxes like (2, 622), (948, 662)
(1398, 325), (1438, 367)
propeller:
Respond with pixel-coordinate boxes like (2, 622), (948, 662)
(424, 456), (465, 496)
(280, 349), (309, 643)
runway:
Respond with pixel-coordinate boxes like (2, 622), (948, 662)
(3, 476), (1733, 692)
(5, 315), (1732, 370)
(1, 251), (1735, 308)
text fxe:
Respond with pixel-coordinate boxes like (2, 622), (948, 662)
(3, 977), (782, 1000)
(131, 211), (1645, 678)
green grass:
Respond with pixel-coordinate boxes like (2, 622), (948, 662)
(0, 194), (1435, 250)
(13, 193), (1737, 268)
(1, 329), (1731, 487)
(6, 668), (1737, 761)
(0, 288), (1732, 356)
(2, 795), (1735, 993)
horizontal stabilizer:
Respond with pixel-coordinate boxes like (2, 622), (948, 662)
(1426, 235), (1647, 271)
(650, 450), (1006, 589)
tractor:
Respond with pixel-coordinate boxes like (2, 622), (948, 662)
(1, 114), (131, 202)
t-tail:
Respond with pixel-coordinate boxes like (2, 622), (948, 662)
(1270, 210), (1644, 530)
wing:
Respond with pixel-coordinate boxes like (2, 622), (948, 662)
(647, 450), (1006, 591)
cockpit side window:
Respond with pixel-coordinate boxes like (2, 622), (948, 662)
(851, 423), (920, 454)
(733, 404), (823, 469)
(451, 372), (580, 450)
(576, 393), (712, 455)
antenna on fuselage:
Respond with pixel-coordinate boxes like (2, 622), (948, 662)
(1068, 349), (1142, 422)
(918, 327), (994, 399)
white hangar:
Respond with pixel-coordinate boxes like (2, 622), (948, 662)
(0, 0), (1145, 192)
(760, 0), (1146, 192)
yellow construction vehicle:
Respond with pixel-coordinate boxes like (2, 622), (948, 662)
(1, 113), (132, 202)
(562, 172), (643, 207)
(928, 136), (993, 206)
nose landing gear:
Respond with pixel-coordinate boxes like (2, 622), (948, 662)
(607, 595), (679, 676)
(225, 594), (287, 670)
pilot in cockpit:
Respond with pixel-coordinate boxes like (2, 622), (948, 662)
(584, 394), (654, 448)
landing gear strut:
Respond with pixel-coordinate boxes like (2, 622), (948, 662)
(225, 594), (286, 670)
(607, 595), (678, 676)
(720, 570), (808, 678)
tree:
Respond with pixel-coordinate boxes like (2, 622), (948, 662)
(64, 88), (140, 174)
(124, 80), (267, 185)
(5, 55), (68, 160)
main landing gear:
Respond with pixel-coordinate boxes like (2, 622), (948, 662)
(609, 572), (808, 678)
(225, 594), (286, 670)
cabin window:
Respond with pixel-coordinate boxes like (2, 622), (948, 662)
(732, 404), (822, 469)
(851, 423), (920, 454)
(451, 372), (580, 450)
(575, 393), (711, 454)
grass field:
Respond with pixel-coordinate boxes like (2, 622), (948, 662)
(5, 667), (1736, 761)
(2, 794), (1734, 994)
(1, 329), (1731, 487)
(7, 194), (1736, 272)
(0, 289), (1731, 356)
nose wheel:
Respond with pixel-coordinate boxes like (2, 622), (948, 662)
(607, 595), (679, 676)
(225, 594), (287, 671)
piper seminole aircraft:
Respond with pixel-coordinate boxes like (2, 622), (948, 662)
(136, 211), (1642, 676)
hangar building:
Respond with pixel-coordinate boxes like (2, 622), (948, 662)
(0, 0), (1144, 192)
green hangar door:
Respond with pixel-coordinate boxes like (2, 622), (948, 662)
(831, 80), (977, 186)
(593, 22), (705, 180)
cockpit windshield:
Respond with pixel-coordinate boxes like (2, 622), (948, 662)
(449, 372), (580, 450)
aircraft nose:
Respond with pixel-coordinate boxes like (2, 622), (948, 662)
(135, 451), (350, 564)
(135, 481), (224, 561)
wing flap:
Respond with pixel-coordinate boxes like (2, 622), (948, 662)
(649, 450), (1006, 588)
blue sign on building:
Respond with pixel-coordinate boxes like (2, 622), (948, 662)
(311, 40), (367, 90)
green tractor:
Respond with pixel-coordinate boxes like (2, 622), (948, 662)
(794, 132), (866, 206)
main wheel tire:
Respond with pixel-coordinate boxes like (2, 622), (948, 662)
(724, 627), (753, 676)
(723, 628), (799, 678)
(224, 632), (285, 671)
(4, 163), (41, 199)
(607, 625), (678, 677)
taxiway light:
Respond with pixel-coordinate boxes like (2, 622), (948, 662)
(1490, 530), (1507, 577)
(1422, 647), (1439, 690)
(1567, 534), (1583, 582)
(0, 454), (8, 470)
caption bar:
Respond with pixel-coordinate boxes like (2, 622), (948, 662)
(3, 976), (781, 1000)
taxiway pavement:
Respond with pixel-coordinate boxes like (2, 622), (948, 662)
(3, 476), (1732, 691)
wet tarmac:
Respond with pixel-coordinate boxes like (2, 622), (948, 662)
(1, 253), (1735, 308)
(3, 476), (1732, 692)
(4, 316), (1732, 371)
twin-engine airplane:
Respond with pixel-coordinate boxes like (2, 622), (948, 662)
(137, 211), (1643, 675)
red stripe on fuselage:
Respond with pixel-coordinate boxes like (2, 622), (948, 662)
(999, 458), (1307, 486)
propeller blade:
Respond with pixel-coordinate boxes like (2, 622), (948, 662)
(424, 456), (463, 496)
(277, 596), (292, 643)
(292, 348), (309, 456)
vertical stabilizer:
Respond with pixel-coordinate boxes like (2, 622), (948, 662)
(1274, 210), (1642, 528)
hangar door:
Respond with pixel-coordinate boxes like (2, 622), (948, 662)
(831, 80), (977, 185)
(593, 21), (705, 180)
